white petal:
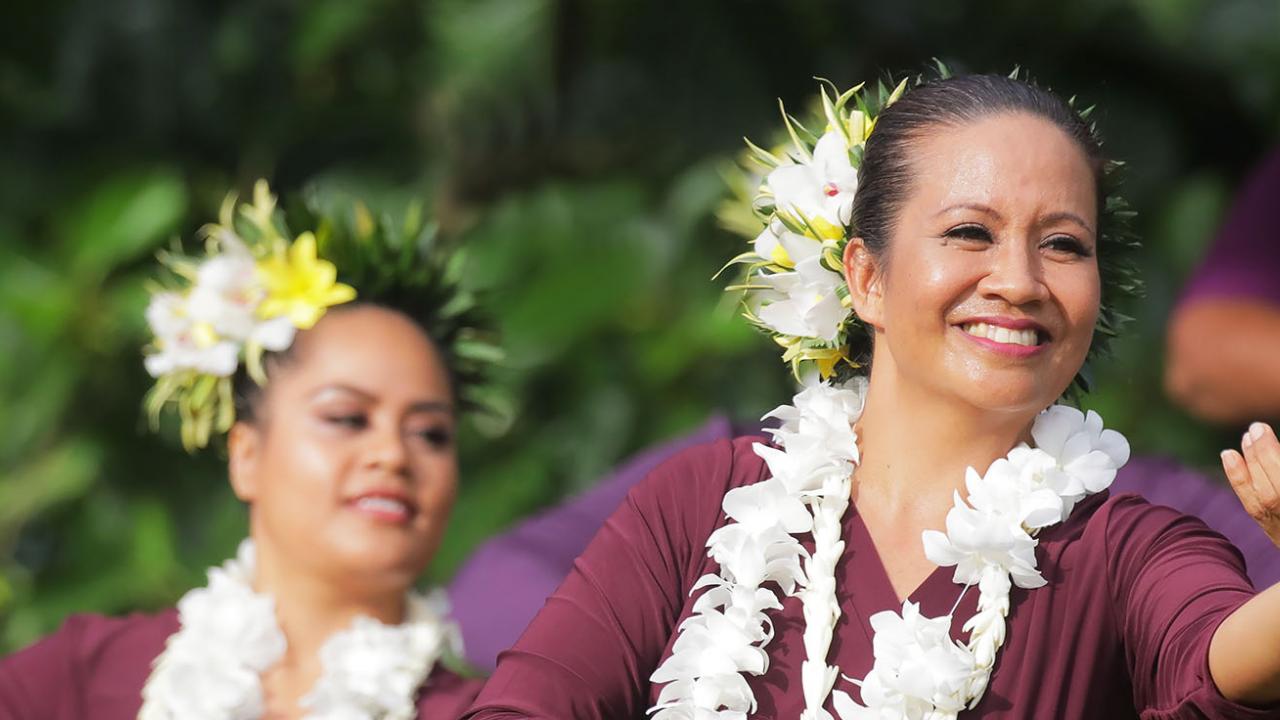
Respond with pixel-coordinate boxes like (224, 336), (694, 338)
(252, 317), (297, 352)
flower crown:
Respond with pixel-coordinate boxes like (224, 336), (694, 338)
(143, 180), (503, 450)
(719, 73), (1140, 392)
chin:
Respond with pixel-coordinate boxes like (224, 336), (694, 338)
(949, 368), (1066, 415)
(328, 534), (433, 585)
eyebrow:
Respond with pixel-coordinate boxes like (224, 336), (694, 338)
(934, 203), (1095, 235)
(935, 202), (1004, 220)
(1039, 210), (1095, 235)
(310, 383), (453, 414)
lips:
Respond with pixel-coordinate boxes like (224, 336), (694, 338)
(954, 316), (1051, 358)
(345, 491), (417, 524)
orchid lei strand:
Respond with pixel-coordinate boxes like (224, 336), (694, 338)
(139, 540), (462, 720)
(647, 380), (1129, 720)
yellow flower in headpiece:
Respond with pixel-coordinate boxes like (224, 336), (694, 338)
(777, 337), (853, 381)
(256, 232), (356, 329)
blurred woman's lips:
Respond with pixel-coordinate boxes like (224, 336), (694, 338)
(345, 492), (417, 524)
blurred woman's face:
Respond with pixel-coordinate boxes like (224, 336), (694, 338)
(229, 305), (457, 594)
(850, 112), (1100, 415)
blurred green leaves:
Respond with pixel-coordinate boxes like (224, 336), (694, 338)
(57, 169), (188, 277)
(0, 165), (194, 650)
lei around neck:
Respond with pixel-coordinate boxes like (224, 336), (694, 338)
(138, 540), (461, 720)
(648, 380), (1130, 719)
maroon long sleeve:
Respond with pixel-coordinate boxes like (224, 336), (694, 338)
(465, 437), (1279, 719)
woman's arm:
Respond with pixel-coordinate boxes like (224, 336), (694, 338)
(0, 615), (91, 719)
(1211, 421), (1280, 704)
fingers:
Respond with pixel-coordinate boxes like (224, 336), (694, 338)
(1242, 422), (1280, 500)
(1223, 448), (1262, 517)
(1236, 422), (1280, 549)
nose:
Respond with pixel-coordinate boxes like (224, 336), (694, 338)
(365, 421), (410, 476)
(977, 238), (1050, 307)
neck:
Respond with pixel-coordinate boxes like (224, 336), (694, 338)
(250, 533), (408, 667)
(853, 360), (1038, 514)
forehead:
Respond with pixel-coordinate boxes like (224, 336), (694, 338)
(280, 306), (450, 399)
(907, 112), (1097, 220)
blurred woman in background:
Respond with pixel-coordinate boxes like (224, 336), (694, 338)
(0, 182), (500, 719)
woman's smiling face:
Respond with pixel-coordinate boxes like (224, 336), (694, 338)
(848, 112), (1101, 414)
(228, 304), (458, 594)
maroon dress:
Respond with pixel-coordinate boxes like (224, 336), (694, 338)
(0, 609), (482, 719)
(464, 436), (1279, 719)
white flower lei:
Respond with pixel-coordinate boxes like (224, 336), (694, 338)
(648, 379), (1130, 720)
(139, 540), (462, 720)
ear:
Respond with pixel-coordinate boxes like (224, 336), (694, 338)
(843, 237), (885, 329)
(227, 421), (262, 503)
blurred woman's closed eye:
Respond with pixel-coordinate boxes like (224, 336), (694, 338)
(413, 427), (453, 449)
(321, 411), (368, 431)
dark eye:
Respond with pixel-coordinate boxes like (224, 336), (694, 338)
(1042, 235), (1093, 257)
(326, 413), (368, 430)
(416, 427), (453, 449)
(943, 224), (993, 243)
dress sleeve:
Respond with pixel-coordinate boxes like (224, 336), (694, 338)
(0, 615), (90, 719)
(461, 438), (753, 720)
(1106, 494), (1280, 719)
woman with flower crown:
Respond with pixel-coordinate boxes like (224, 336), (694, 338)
(463, 74), (1280, 719)
(0, 182), (501, 719)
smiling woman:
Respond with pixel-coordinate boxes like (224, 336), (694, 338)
(0, 182), (501, 720)
(461, 74), (1280, 719)
(228, 306), (460, 598)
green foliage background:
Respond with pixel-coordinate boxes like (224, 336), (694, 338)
(1, 0), (1277, 652)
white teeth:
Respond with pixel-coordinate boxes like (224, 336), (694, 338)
(355, 496), (408, 515)
(961, 322), (1039, 347)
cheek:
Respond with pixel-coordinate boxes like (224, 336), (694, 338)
(256, 421), (347, 524)
(886, 249), (984, 330)
(1056, 265), (1102, 342)
(414, 455), (459, 522)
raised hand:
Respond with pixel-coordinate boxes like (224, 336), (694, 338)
(1223, 422), (1280, 549)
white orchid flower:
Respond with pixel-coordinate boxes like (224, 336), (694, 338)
(145, 291), (190, 338)
(653, 609), (769, 685)
(186, 253), (264, 342)
(839, 602), (977, 720)
(767, 131), (860, 233)
(652, 675), (753, 719)
(922, 484), (1045, 589)
(721, 480), (814, 535)
(965, 456), (1066, 530)
(691, 575), (784, 636)
(144, 334), (240, 378)
(250, 315), (297, 352)
(707, 519), (807, 592)
(144, 292), (241, 378)
(1032, 406), (1131, 485)
(753, 254), (848, 343)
